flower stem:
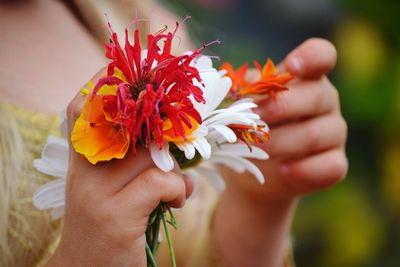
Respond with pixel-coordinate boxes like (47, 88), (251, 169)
(146, 242), (158, 267)
(161, 203), (177, 267)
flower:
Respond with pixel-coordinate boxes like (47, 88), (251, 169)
(33, 135), (68, 220)
(220, 58), (293, 100)
(71, 20), (208, 169)
(184, 143), (269, 191)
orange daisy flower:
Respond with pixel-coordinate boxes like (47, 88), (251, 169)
(220, 58), (293, 100)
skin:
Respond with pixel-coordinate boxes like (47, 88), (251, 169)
(0, 2), (348, 267)
(47, 73), (193, 267)
(214, 39), (348, 267)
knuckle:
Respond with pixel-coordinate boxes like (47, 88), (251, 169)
(270, 98), (288, 122)
(142, 168), (163, 189)
(305, 120), (320, 149)
(311, 83), (325, 110)
(290, 162), (306, 181)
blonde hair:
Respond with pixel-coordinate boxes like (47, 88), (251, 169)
(0, 105), (24, 266)
(0, 106), (60, 267)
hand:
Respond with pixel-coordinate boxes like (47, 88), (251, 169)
(233, 38), (348, 203)
(47, 70), (193, 267)
(213, 38), (348, 267)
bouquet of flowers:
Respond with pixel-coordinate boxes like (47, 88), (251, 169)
(32, 17), (292, 267)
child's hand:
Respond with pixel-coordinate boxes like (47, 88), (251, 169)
(214, 38), (348, 267)
(47, 71), (192, 267)
(232, 38), (348, 203)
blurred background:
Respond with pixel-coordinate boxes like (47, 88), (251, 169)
(157, 0), (400, 266)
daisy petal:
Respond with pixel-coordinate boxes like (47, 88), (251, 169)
(210, 155), (265, 184)
(194, 56), (213, 70)
(51, 206), (65, 220)
(150, 143), (175, 172)
(33, 136), (69, 178)
(214, 144), (269, 160)
(176, 142), (196, 160)
(210, 125), (237, 143)
(194, 166), (226, 191)
(192, 137), (211, 159)
(33, 178), (66, 210)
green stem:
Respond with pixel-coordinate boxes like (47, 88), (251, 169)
(146, 242), (158, 267)
(151, 210), (161, 254)
(161, 204), (177, 267)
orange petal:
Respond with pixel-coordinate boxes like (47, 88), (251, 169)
(162, 115), (199, 142)
(71, 95), (130, 164)
(71, 116), (130, 164)
(262, 58), (276, 77)
(81, 95), (106, 123)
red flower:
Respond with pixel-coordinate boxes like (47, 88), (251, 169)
(89, 21), (207, 153)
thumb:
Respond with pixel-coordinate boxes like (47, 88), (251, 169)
(283, 38), (337, 79)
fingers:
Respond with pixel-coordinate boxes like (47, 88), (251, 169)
(283, 38), (337, 79)
(66, 68), (106, 135)
(257, 77), (339, 126)
(264, 114), (347, 158)
(118, 168), (188, 213)
(183, 174), (194, 198)
(280, 148), (348, 195)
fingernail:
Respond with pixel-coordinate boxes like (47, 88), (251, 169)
(280, 164), (291, 177)
(287, 53), (303, 74)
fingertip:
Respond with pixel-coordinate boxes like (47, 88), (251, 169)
(285, 38), (337, 78)
(183, 174), (194, 199)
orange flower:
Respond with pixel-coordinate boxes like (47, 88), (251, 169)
(162, 115), (199, 143)
(71, 93), (130, 164)
(228, 124), (270, 147)
(220, 58), (293, 100)
(220, 62), (248, 92)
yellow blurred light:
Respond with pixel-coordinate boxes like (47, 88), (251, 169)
(335, 19), (388, 84)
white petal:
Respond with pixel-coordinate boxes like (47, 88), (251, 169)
(206, 131), (229, 145)
(205, 113), (255, 127)
(209, 125), (237, 143)
(192, 125), (208, 137)
(33, 136), (69, 178)
(226, 102), (258, 113)
(192, 137), (211, 159)
(150, 143), (174, 172)
(33, 178), (66, 210)
(193, 166), (226, 191)
(193, 56), (213, 70)
(219, 69), (227, 77)
(192, 71), (219, 118)
(210, 155), (265, 184)
(207, 77), (232, 112)
(176, 142), (196, 160)
(209, 102), (257, 116)
(51, 206), (65, 220)
(230, 98), (254, 106)
(210, 155), (246, 172)
(214, 144), (269, 160)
